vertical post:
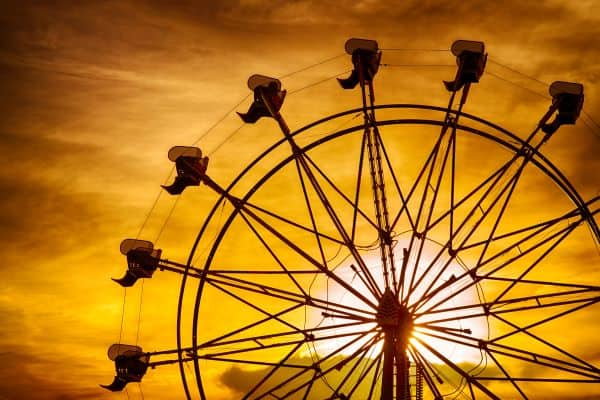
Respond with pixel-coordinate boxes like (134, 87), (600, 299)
(381, 329), (395, 400)
(381, 329), (410, 400)
(396, 338), (410, 400)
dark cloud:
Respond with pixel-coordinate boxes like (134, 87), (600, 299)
(0, 347), (102, 400)
(0, 130), (142, 261)
(217, 355), (507, 398)
(0, 302), (103, 400)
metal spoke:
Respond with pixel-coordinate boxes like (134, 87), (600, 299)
(303, 151), (380, 233)
(416, 287), (598, 320)
(412, 335), (501, 399)
(351, 133), (368, 243)
(485, 348), (529, 399)
(208, 279), (305, 334)
(254, 330), (376, 399)
(293, 154), (331, 283)
(200, 314), (367, 350)
(416, 329), (600, 379)
(273, 332), (382, 399)
(375, 126), (416, 234)
(490, 312), (597, 371)
(274, 110), (384, 301)
(199, 329), (373, 363)
(413, 208), (587, 315)
(237, 206), (379, 309)
(418, 293), (599, 326)
(204, 273), (376, 320)
(244, 199), (346, 246)
(407, 153), (529, 308)
(345, 346), (383, 398)
(407, 347), (445, 399)
(238, 210), (310, 298)
(243, 341), (305, 399)
(367, 352), (383, 400)
(329, 333), (381, 398)
(489, 298), (600, 344)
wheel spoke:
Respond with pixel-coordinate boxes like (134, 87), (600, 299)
(418, 293), (599, 326)
(273, 332), (382, 399)
(489, 298), (600, 344)
(416, 329), (600, 379)
(485, 348), (529, 399)
(303, 151), (380, 233)
(235, 206), (379, 309)
(279, 116), (384, 300)
(490, 312), (597, 371)
(208, 279), (306, 334)
(407, 152), (528, 308)
(238, 211), (311, 298)
(407, 347), (445, 399)
(243, 341), (305, 399)
(414, 208), (588, 315)
(367, 351), (383, 400)
(402, 122), (454, 302)
(254, 330), (377, 399)
(416, 286), (600, 319)
(244, 199), (346, 246)
(204, 273), (376, 320)
(329, 333), (380, 398)
(197, 329), (374, 367)
(375, 127), (416, 234)
(345, 346), (383, 398)
(412, 334), (501, 399)
(351, 132), (368, 243)
(200, 311), (366, 350)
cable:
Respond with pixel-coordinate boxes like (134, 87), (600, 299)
(277, 53), (346, 80)
(381, 48), (450, 52)
(207, 124), (245, 156)
(192, 199), (227, 266)
(154, 196), (180, 243)
(134, 161), (179, 242)
(582, 110), (600, 132)
(288, 70), (351, 95)
(486, 71), (549, 100)
(381, 64), (454, 68)
(488, 58), (549, 87)
(581, 115), (600, 140)
(118, 287), (127, 345)
(488, 57), (600, 141)
(190, 94), (251, 147)
(202, 67), (356, 163)
(135, 279), (145, 346)
(189, 52), (345, 148)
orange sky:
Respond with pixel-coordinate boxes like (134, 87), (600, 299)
(0, 1), (599, 399)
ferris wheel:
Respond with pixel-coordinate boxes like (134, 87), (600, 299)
(101, 38), (600, 399)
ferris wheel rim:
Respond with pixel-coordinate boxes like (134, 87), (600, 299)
(172, 102), (599, 398)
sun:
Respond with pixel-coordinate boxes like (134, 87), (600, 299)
(306, 238), (488, 367)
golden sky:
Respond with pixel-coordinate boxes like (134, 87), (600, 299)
(1, 1), (599, 399)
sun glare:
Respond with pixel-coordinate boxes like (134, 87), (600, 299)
(307, 238), (488, 366)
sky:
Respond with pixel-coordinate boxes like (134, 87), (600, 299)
(0, 1), (599, 399)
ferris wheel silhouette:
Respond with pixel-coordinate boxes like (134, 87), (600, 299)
(101, 38), (599, 399)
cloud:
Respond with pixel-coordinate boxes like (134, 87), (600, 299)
(217, 354), (507, 398)
(0, 301), (103, 400)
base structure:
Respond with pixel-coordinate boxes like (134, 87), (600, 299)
(378, 288), (413, 400)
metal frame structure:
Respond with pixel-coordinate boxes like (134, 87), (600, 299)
(104, 39), (600, 399)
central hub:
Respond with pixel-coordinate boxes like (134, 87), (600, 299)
(376, 288), (413, 338)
